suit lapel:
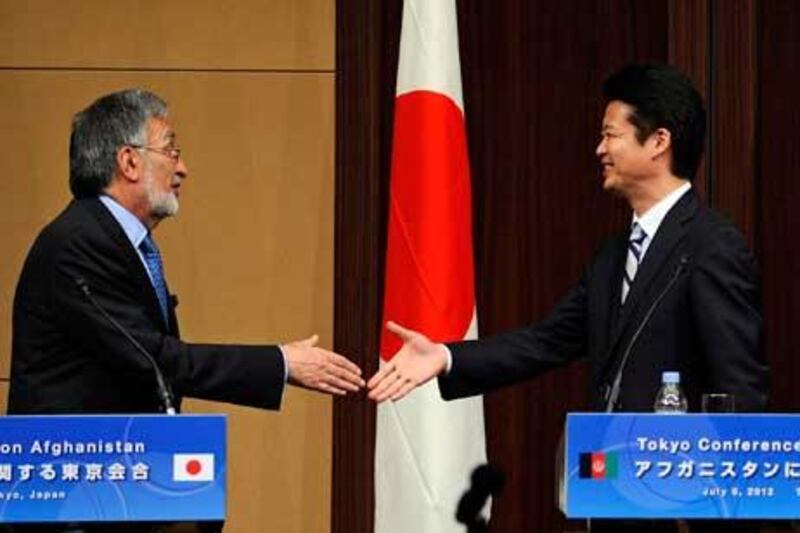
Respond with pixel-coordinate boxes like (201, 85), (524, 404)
(607, 235), (626, 331)
(83, 198), (171, 332)
(604, 190), (699, 366)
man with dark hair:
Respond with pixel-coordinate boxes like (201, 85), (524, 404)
(8, 89), (363, 531)
(368, 64), (768, 532)
(601, 64), (706, 182)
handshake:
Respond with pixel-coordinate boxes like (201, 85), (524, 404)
(281, 321), (447, 401)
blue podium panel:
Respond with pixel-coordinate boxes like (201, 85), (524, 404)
(0, 415), (225, 523)
(565, 413), (800, 519)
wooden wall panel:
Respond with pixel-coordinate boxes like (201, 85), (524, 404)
(668, 0), (710, 197)
(0, 382), (6, 414)
(710, 0), (758, 245)
(332, 1), (402, 531)
(759, 0), (800, 412)
(167, 72), (336, 532)
(0, 0), (333, 70)
(668, 0), (709, 95)
(165, 73), (335, 533)
(0, 80), (73, 378)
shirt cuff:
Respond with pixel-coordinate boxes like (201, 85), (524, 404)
(441, 344), (453, 375)
(278, 345), (289, 383)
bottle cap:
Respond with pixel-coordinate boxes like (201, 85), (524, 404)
(662, 371), (680, 384)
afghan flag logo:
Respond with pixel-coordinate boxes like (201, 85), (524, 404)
(579, 452), (618, 479)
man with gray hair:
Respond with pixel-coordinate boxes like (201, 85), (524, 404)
(7, 89), (362, 531)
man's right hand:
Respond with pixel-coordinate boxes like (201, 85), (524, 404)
(367, 321), (449, 402)
(282, 335), (364, 395)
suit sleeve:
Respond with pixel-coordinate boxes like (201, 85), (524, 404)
(690, 224), (768, 411)
(51, 230), (286, 410)
(438, 271), (589, 400)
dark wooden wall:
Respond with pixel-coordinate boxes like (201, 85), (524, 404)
(759, 0), (800, 414)
(334, 0), (800, 531)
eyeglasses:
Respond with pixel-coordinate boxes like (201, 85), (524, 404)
(128, 144), (182, 161)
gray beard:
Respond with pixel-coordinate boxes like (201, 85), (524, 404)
(145, 177), (179, 219)
(150, 191), (179, 219)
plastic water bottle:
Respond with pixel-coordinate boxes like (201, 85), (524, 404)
(654, 371), (688, 413)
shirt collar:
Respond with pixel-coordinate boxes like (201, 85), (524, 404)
(99, 195), (149, 249)
(632, 181), (692, 239)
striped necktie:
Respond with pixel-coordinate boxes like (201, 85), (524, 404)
(140, 234), (170, 324)
(621, 222), (647, 304)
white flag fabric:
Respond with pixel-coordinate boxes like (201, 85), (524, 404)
(172, 453), (215, 482)
(375, 0), (488, 531)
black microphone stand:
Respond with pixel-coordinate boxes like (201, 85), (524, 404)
(75, 277), (177, 415)
(456, 464), (505, 533)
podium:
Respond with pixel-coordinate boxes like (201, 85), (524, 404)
(563, 413), (800, 520)
(0, 414), (225, 524)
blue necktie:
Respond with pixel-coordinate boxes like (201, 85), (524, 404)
(140, 235), (170, 324)
(622, 222), (647, 304)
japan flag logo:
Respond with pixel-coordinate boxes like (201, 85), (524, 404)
(173, 453), (215, 482)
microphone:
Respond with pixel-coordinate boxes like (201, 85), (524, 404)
(74, 277), (177, 415)
(456, 464), (505, 533)
(604, 254), (690, 412)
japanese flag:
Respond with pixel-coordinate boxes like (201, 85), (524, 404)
(173, 453), (215, 482)
(375, 0), (487, 531)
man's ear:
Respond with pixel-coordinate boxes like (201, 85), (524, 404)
(650, 127), (672, 158)
(116, 145), (141, 182)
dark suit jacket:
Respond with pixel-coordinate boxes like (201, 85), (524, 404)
(9, 197), (286, 414)
(440, 190), (769, 412)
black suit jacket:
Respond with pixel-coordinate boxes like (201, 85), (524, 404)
(440, 190), (768, 412)
(9, 197), (286, 414)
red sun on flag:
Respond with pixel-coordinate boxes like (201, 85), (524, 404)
(173, 453), (215, 482)
(186, 459), (202, 476)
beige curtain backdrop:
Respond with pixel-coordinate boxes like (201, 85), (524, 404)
(0, 2), (335, 531)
